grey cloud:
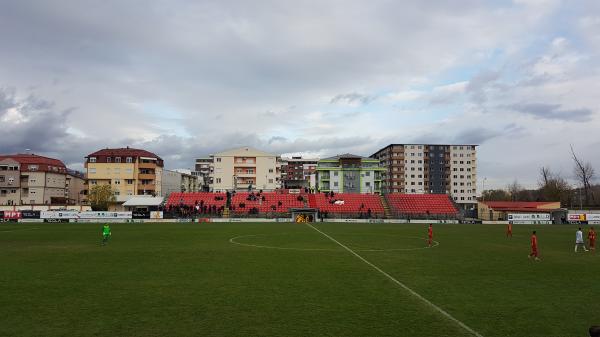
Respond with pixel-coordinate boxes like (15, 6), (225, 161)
(466, 70), (501, 104)
(1, 1), (599, 188)
(268, 136), (287, 144)
(506, 103), (594, 122)
(453, 128), (501, 145)
(330, 93), (377, 105)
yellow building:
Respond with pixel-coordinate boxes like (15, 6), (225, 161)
(85, 147), (163, 197)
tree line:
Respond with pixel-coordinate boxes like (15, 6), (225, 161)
(481, 146), (597, 208)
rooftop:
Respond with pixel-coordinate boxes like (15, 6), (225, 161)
(87, 147), (163, 161)
(0, 154), (66, 168)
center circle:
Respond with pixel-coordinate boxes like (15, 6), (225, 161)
(229, 232), (439, 251)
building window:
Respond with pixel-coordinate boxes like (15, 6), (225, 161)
(268, 169), (274, 173)
(0, 176), (4, 183)
(91, 180), (97, 185)
(115, 157), (121, 163)
(268, 179), (273, 184)
(333, 171), (338, 176)
(334, 182), (338, 187)
(89, 168), (96, 174)
(126, 157), (133, 163)
(114, 179), (121, 185)
(89, 157), (96, 163)
(126, 179), (134, 184)
(28, 165), (38, 171)
(217, 158), (222, 162)
(216, 178), (221, 183)
(107, 157), (112, 163)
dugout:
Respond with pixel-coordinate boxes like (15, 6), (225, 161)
(290, 208), (318, 223)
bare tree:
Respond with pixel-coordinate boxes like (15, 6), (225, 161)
(538, 167), (571, 204)
(571, 145), (595, 205)
(539, 166), (551, 186)
(507, 179), (522, 201)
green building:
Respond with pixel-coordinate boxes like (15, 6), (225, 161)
(316, 154), (384, 193)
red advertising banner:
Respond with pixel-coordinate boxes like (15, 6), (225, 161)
(3, 211), (22, 219)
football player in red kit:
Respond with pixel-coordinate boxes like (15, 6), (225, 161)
(529, 230), (540, 261)
(428, 224), (433, 247)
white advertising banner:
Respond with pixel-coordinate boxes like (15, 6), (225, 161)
(585, 214), (600, 221)
(508, 213), (551, 221)
(78, 212), (132, 219)
(41, 211), (80, 219)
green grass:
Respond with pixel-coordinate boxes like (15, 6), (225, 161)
(1, 222), (599, 337)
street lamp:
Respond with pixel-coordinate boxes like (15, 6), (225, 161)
(482, 177), (487, 202)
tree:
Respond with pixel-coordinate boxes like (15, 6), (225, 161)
(507, 180), (522, 201)
(88, 184), (116, 211)
(570, 145), (595, 206)
(538, 166), (571, 204)
(480, 189), (511, 201)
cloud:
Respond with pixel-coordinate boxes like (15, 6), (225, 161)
(330, 92), (377, 105)
(505, 103), (594, 122)
(428, 81), (468, 105)
(1, 1), (599, 188)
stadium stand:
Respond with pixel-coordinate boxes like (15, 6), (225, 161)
(385, 194), (459, 218)
(308, 193), (385, 217)
(165, 191), (458, 219)
(230, 192), (305, 215)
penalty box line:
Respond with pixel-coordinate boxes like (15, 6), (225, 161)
(305, 223), (483, 337)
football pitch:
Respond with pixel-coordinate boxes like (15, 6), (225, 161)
(1, 222), (598, 337)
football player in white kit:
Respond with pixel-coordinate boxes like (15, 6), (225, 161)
(575, 227), (589, 252)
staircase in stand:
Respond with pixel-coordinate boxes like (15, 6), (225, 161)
(222, 208), (230, 218)
(380, 194), (392, 218)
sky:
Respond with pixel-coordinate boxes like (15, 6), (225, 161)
(1, 0), (599, 190)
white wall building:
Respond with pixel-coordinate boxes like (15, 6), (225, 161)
(210, 147), (281, 192)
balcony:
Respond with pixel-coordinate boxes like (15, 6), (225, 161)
(233, 162), (256, 167)
(138, 183), (155, 190)
(138, 173), (155, 180)
(235, 173), (256, 178)
(138, 162), (157, 169)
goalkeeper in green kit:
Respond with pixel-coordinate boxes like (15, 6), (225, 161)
(102, 224), (111, 246)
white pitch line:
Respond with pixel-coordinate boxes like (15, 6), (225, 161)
(306, 223), (483, 337)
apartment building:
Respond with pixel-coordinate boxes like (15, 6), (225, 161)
(0, 154), (84, 205)
(162, 169), (199, 195)
(280, 156), (318, 189)
(370, 144), (478, 206)
(316, 154), (384, 193)
(194, 157), (212, 191)
(210, 147), (281, 192)
(85, 147), (164, 197)
(66, 170), (86, 204)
